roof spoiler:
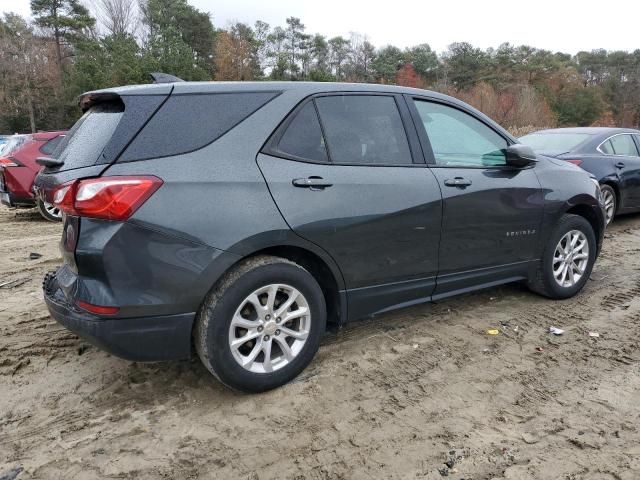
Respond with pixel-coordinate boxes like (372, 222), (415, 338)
(150, 72), (185, 84)
(79, 91), (122, 112)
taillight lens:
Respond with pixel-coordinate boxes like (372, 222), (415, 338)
(0, 157), (21, 167)
(52, 176), (162, 221)
(566, 159), (583, 166)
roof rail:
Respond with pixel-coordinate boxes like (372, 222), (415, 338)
(150, 72), (185, 84)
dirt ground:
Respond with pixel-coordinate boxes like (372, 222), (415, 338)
(1, 206), (640, 480)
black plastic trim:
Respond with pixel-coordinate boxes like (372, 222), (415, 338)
(44, 276), (194, 362)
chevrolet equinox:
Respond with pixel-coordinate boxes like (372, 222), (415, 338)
(36, 81), (606, 392)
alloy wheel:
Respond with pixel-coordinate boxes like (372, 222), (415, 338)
(43, 201), (62, 220)
(228, 283), (311, 374)
(601, 188), (615, 225)
(552, 229), (589, 288)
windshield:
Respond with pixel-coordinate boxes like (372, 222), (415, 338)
(0, 135), (30, 157)
(519, 132), (592, 152)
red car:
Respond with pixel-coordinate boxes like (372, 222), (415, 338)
(0, 131), (66, 221)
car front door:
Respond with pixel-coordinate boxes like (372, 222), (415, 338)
(600, 134), (640, 209)
(257, 93), (442, 319)
(407, 96), (544, 297)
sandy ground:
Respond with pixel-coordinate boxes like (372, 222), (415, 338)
(1, 206), (640, 480)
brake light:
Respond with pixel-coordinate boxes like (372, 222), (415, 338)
(0, 157), (21, 167)
(52, 176), (162, 220)
(76, 300), (119, 315)
(566, 159), (583, 166)
(53, 183), (75, 213)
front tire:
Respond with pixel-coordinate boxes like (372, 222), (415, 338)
(37, 198), (62, 222)
(528, 214), (596, 299)
(194, 255), (326, 393)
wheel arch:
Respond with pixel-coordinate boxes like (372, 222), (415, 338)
(241, 245), (346, 327)
(565, 203), (603, 252)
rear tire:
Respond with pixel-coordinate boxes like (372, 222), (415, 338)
(194, 255), (326, 393)
(37, 198), (62, 222)
(528, 214), (596, 299)
(600, 184), (616, 225)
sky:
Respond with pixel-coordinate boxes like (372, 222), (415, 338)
(3, 0), (639, 54)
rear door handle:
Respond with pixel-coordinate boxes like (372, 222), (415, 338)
(615, 161), (625, 169)
(444, 177), (472, 187)
(292, 177), (333, 189)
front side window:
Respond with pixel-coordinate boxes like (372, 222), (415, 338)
(275, 102), (328, 163)
(413, 100), (508, 167)
(314, 95), (413, 165)
(605, 134), (639, 156)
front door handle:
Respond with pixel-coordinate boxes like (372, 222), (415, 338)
(615, 161), (625, 169)
(292, 176), (333, 189)
(444, 177), (472, 187)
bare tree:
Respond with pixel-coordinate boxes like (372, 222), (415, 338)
(0, 14), (59, 132)
(95, 0), (137, 36)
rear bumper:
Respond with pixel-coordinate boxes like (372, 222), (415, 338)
(43, 270), (195, 361)
(0, 187), (35, 208)
(0, 169), (35, 207)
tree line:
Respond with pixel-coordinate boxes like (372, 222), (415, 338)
(1, 0), (639, 134)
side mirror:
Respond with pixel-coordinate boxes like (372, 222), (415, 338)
(506, 144), (537, 168)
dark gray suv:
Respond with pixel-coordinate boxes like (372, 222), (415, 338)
(36, 81), (605, 392)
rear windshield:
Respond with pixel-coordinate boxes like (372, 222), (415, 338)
(50, 103), (123, 170)
(0, 135), (30, 156)
(519, 132), (592, 152)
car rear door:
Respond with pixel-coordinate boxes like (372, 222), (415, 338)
(257, 93), (443, 319)
(407, 96), (544, 297)
(599, 134), (640, 209)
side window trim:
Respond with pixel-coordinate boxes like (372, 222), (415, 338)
(597, 133), (640, 157)
(406, 95), (514, 169)
(262, 92), (426, 167)
(311, 98), (334, 162)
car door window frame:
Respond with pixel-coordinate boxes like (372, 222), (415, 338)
(405, 94), (515, 169)
(262, 92), (426, 167)
(597, 133), (640, 157)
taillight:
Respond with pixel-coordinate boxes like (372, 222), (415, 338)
(0, 157), (22, 167)
(566, 159), (583, 167)
(53, 183), (75, 213)
(52, 176), (162, 221)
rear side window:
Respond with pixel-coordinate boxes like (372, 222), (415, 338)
(606, 134), (639, 156)
(52, 103), (124, 170)
(315, 95), (413, 165)
(600, 139), (615, 154)
(121, 92), (280, 161)
(274, 102), (328, 163)
(39, 135), (64, 156)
